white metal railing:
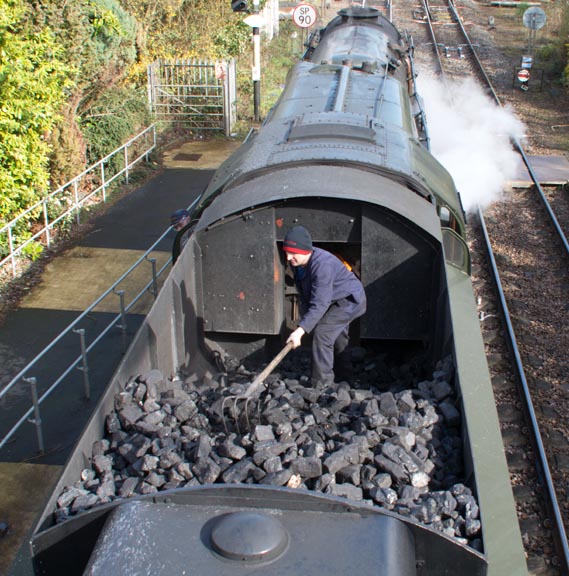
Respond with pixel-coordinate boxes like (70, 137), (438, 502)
(0, 124), (157, 278)
(0, 191), (202, 456)
(0, 227), (172, 454)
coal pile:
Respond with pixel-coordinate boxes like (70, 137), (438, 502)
(55, 351), (482, 550)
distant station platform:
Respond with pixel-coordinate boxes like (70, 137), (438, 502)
(510, 154), (569, 188)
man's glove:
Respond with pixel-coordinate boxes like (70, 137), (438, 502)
(287, 326), (306, 349)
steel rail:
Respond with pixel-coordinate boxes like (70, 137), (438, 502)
(511, 139), (569, 257)
(434, 0), (569, 567)
(453, 1), (569, 568)
(421, 0), (447, 84)
(478, 207), (569, 572)
(446, 0), (500, 102)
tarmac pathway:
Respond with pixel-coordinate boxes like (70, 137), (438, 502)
(0, 136), (240, 575)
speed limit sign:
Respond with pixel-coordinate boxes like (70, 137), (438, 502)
(293, 3), (318, 28)
(517, 69), (530, 82)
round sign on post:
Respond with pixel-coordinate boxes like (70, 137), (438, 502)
(523, 7), (547, 30)
(518, 69), (530, 83)
(293, 3), (318, 28)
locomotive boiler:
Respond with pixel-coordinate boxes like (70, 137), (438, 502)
(29, 7), (526, 575)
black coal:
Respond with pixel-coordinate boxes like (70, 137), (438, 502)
(55, 350), (482, 550)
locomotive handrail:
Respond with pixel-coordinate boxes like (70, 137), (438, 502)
(405, 33), (431, 147)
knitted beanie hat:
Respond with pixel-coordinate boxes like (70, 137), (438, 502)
(283, 226), (313, 254)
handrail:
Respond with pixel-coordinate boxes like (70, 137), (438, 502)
(0, 125), (157, 278)
(0, 228), (171, 453)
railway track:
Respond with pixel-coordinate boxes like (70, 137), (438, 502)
(475, 196), (569, 575)
(387, 0), (569, 572)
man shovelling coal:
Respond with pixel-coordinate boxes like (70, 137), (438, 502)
(283, 225), (367, 387)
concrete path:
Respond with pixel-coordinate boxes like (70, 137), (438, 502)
(0, 137), (240, 576)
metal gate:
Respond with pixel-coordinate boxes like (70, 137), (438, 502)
(147, 59), (236, 135)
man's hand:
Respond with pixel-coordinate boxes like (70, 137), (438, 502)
(287, 327), (305, 349)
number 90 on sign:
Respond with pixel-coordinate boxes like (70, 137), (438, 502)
(293, 3), (318, 28)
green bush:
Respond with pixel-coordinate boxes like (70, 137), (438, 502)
(80, 87), (151, 171)
(213, 19), (251, 58)
(536, 42), (567, 77)
(89, 0), (137, 75)
(0, 0), (74, 224)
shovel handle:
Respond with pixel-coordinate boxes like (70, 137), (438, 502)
(243, 341), (294, 398)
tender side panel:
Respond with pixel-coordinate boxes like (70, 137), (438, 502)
(446, 266), (527, 575)
(31, 247), (202, 536)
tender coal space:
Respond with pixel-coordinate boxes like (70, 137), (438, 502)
(55, 348), (482, 550)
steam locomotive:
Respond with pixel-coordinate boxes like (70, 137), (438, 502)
(30, 7), (526, 575)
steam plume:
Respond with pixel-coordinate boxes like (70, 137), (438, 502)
(418, 76), (526, 213)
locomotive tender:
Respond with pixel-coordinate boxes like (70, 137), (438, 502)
(30, 7), (526, 575)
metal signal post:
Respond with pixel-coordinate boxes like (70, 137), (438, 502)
(244, 1), (264, 122)
(253, 7), (261, 122)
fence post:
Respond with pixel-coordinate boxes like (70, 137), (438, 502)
(42, 199), (51, 248)
(25, 377), (45, 453)
(101, 162), (107, 202)
(124, 146), (130, 185)
(74, 179), (81, 225)
(114, 289), (128, 352)
(8, 226), (16, 277)
(74, 328), (91, 400)
(147, 257), (158, 300)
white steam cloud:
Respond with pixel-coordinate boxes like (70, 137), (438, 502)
(417, 76), (526, 213)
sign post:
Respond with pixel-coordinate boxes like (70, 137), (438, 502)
(522, 6), (547, 55)
(243, 3), (265, 122)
